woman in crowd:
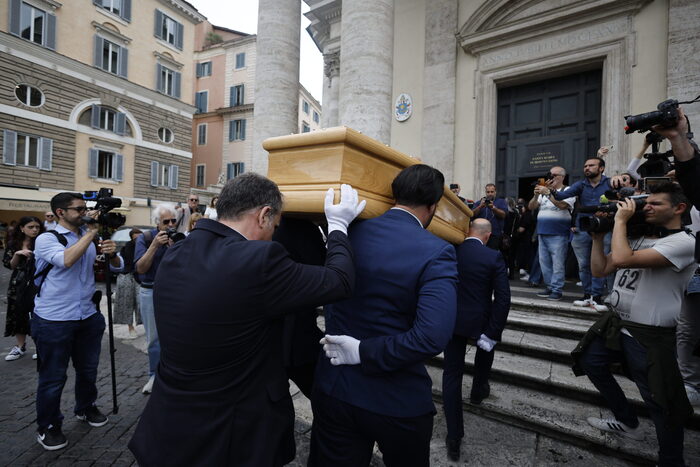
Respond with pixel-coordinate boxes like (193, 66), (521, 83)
(3, 216), (43, 361)
(204, 196), (218, 221)
(115, 228), (143, 338)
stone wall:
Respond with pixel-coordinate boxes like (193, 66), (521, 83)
(0, 114), (75, 190)
(667, 0), (700, 126)
(133, 146), (190, 202)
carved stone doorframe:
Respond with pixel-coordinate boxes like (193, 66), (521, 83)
(466, 15), (639, 193)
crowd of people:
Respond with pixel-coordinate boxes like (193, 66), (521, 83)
(1, 107), (699, 467)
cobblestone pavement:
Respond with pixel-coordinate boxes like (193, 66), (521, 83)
(0, 260), (634, 466)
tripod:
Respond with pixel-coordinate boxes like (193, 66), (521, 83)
(97, 228), (119, 415)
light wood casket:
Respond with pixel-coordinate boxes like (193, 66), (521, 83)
(264, 126), (473, 245)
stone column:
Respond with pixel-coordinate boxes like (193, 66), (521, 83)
(252, 0), (301, 175)
(422, 0), (458, 182)
(338, 0), (394, 144)
(322, 50), (340, 127)
(668, 0), (700, 127)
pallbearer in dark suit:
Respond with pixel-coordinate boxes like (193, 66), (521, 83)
(310, 164), (459, 467)
(442, 218), (511, 461)
(128, 174), (365, 467)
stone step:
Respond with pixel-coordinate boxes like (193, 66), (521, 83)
(511, 284), (582, 300)
(426, 365), (700, 466)
(510, 296), (602, 320)
(498, 328), (580, 364)
(507, 309), (592, 339)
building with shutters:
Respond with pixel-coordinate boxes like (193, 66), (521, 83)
(190, 21), (321, 197)
(0, 0), (205, 225)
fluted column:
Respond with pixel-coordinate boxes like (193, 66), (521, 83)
(322, 50), (340, 127)
(338, 0), (394, 144)
(252, 0), (301, 175)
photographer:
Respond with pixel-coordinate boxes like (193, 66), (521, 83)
(472, 183), (508, 250)
(134, 204), (178, 394)
(574, 182), (694, 466)
(32, 193), (123, 451)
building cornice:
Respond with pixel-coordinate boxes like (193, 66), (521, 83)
(153, 51), (184, 69)
(221, 35), (257, 49)
(157, 0), (206, 24)
(91, 21), (132, 45)
(25, 0), (62, 11)
(217, 104), (254, 116)
(303, 0), (341, 53)
(458, 0), (653, 54)
(0, 32), (195, 117)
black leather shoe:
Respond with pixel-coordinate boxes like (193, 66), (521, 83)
(445, 437), (460, 461)
(470, 382), (491, 405)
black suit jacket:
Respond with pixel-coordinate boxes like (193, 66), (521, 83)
(128, 219), (354, 467)
(454, 238), (511, 340)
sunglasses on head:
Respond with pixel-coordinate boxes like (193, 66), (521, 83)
(162, 218), (178, 225)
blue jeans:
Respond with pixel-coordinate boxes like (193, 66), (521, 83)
(529, 250), (543, 285)
(139, 287), (160, 376)
(538, 234), (568, 294)
(31, 312), (105, 431)
(579, 335), (685, 467)
(571, 231), (610, 296)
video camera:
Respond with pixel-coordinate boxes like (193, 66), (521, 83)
(579, 187), (649, 235)
(82, 188), (126, 230)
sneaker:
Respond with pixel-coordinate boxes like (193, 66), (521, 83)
(586, 416), (643, 440)
(686, 385), (700, 407)
(547, 292), (563, 301)
(576, 281), (583, 287)
(519, 269), (527, 277)
(32, 353), (38, 360)
(36, 424), (68, 451)
(573, 294), (592, 307)
(591, 296), (609, 312)
(5, 345), (25, 361)
(536, 289), (552, 298)
(142, 375), (155, 394)
(76, 405), (108, 427)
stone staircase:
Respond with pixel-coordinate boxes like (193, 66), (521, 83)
(426, 283), (700, 466)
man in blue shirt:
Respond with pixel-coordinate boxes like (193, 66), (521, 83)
(32, 192), (123, 451)
(551, 157), (612, 308)
(472, 183), (508, 250)
(134, 204), (178, 395)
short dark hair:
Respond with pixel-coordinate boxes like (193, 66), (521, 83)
(129, 228), (143, 240)
(216, 172), (283, 220)
(585, 157), (606, 168)
(649, 181), (689, 211)
(391, 164), (445, 208)
(50, 192), (83, 216)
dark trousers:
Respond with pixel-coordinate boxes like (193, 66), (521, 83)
(308, 389), (433, 467)
(31, 312), (105, 431)
(287, 361), (317, 399)
(579, 334), (685, 467)
(442, 335), (495, 440)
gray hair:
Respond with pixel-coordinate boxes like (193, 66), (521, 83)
(216, 172), (283, 220)
(152, 203), (177, 225)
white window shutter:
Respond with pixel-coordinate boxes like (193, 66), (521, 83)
(39, 138), (52, 171)
(88, 149), (99, 178)
(151, 161), (159, 186)
(3, 130), (17, 166)
(169, 164), (179, 189)
(115, 153), (124, 181)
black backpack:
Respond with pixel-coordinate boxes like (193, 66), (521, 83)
(30, 230), (68, 298)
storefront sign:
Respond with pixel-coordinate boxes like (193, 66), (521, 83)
(0, 199), (51, 212)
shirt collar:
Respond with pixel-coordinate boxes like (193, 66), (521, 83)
(390, 207), (423, 228)
(583, 174), (609, 187)
(466, 236), (484, 245)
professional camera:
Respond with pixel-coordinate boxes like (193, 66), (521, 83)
(165, 227), (186, 243)
(636, 132), (675, 179)
(624, 99), (680, 134)
(82, 188), (126, 230)
(579, 188), (648, 235)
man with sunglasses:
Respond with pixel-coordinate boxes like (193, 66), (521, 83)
(32, 192), (123, 451)
(175, 194), (200, 234)
(528, 166), (575, 301)
(43, 211), (57, 231)
(134, 204), (178, 394)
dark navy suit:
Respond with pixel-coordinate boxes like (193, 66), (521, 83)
(311, 208), (458, 466)
(442, 237), (511, 441)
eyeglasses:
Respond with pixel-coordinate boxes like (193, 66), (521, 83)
(188, 198), (198, 202)
(162, 218), (178, 225)
(548, 173), (564, 178)
(45, 214), (54, 218)
(65, 206), (88, 213)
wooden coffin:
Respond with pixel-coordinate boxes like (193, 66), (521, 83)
(264, 126), (472, 244)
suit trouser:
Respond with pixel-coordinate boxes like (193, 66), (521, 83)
(678, 289), (700, 391)
(442, 335), (496, 440)
(308, 388), (433, 467)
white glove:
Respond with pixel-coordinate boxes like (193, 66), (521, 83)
(324, 184), (366, 235)
(477, 334), (497, 352)
(321, 335), (361, 366)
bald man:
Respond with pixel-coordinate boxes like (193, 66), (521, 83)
(441, 218), (511, 462)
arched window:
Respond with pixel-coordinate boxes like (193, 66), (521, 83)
(15, 84), (44, 107)
(158, 127), (174, 143)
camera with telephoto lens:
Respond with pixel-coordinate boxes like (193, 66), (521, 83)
(82, 188), (125, 230)
(624, 99), (680, 134)
(578, 187), (648, 235)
